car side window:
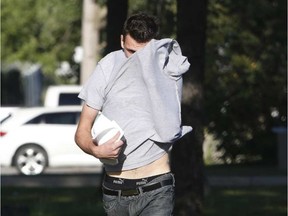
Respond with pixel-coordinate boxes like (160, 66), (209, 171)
(26, 112), (79, 125)
(59, 93), (82, 106)
(26, 115), (43, 124)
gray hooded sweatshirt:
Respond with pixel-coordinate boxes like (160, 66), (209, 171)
(79, 38), (192, 172)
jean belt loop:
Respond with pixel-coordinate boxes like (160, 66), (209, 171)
(138, 186), (143, 195)
(171, 173), (175, 187)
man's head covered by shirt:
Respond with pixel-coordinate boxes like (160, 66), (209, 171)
(121, 12), (159, 57)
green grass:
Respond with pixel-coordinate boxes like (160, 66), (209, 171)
(1, 187), (106, 216)
(2, 186), (287, 216)
(204, 186), (287, 216)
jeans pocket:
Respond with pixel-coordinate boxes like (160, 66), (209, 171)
(140, 185), (175, 216)
(102, 194), (118, 213)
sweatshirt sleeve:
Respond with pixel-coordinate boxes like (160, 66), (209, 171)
(136, 39), (192, 143)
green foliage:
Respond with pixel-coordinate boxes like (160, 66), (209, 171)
(128, 0), (177, 38)
(205, 0), (287, 164)
(1, 0), (82, 84)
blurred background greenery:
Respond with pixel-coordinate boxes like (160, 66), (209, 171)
(1, 0), (286, 166)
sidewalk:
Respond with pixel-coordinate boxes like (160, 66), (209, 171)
(207, 175), (287, 187)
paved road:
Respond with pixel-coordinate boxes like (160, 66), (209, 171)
(1, 166), (103, 187)
(1, 166), (287, 187)
(1, 166), (103, 175)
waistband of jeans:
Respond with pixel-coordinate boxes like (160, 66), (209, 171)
(102, 178), (174, 197)
(103, 172), (171, 190)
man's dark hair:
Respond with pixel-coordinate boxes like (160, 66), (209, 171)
(122, 12), (159, 43)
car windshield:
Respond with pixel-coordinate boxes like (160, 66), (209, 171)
(0, 113), (13, 124)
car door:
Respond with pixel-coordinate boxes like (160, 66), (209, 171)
(28, 111), (100, 167)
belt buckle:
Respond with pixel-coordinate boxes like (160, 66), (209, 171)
(121, 188), (140, 196)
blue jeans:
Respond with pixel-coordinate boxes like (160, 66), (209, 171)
(102, 173), (175, 216)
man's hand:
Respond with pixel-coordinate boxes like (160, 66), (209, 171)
(92, 131), (124, 160)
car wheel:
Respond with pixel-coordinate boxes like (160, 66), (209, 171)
(14, 144), (48, 175)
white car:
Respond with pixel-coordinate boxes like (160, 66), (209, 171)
(0, 106), (102, 175)
(0, 107), (19, 123)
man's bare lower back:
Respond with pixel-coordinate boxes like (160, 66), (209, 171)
(107, 153), (170, 179)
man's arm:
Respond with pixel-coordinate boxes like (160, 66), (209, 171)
(74, 103), (124, 160)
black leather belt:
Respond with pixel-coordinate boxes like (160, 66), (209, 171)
(102, 178), (173, 197)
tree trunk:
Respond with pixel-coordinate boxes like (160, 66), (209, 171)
(171, 0), (208, 215)
(80, 0), (101, 84)
(105, 0), (128, 54)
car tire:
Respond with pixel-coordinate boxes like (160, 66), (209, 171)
(14, 144), (48, 175)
